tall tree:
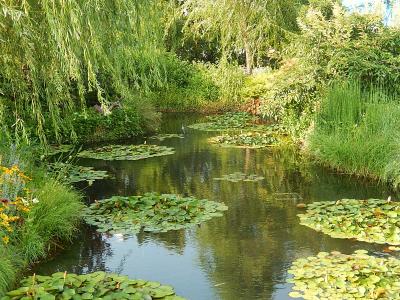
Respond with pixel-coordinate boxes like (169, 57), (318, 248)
(181, 0), (303, 74)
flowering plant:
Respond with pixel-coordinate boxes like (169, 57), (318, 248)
(0, 165), (38, 245)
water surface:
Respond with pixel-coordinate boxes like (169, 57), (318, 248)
(33, 113), (399, 300)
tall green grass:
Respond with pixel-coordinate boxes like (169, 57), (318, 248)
(0, 141), (83, 295)
(309, 81), (400, 187)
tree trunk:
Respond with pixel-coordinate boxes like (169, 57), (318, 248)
(244, 41), (253, 75)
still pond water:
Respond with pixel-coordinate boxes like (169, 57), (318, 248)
(33, 114), (399, 300)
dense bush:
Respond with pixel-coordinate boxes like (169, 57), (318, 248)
(253, 3), (400, 137)
(152, 54), (245, 112)
(308, 82), (400, 187)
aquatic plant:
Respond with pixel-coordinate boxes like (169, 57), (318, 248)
(149, 133), (185, 141)
(83, 193), (228, 235)
(47, 163), (110, 185)
(188, 112), (262, 131)
(298, 199), (400, 245)
(288, 250), (400, 299)
(2, 271), (185, 299)
(78, 145), (175, 161)
(214, 172), (264, 182)
(44, 145), (75, 157)
(209, 132), (277, 148)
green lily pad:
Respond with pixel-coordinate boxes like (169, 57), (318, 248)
(44, 144), (75, 156)
(288, 251), (400, 299)
(298, 199), (400, 245)
(209, 132), (277, 148)
(77, 144), (175, 161)
(48, 162), (110, 185)
(214, 172), (264, 182)
(3, 272), (185, 299)
(83, 192), (228, 235)
(149, 134), (184, 141)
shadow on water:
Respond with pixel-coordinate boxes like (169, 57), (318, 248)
(32, 113), (400, 300)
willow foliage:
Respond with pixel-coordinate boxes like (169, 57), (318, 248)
(181, 0), (302, 73)
(0, 0), (168, 143)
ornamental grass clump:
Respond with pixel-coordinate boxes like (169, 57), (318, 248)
(298, 199), (400, 245)
(288, 250), (400, 299)
(3, 271), (185, 300)
(83, 193), (228, 235)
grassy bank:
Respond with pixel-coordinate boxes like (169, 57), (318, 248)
(0, 143), (83, 295)
(308, 82), (400, 187)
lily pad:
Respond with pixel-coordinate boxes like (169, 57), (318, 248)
(298, 199), (400, 245)
(77, 145), (175, 161)
(209, 132), (277, 148)
(214, 172), (264, 182)
(188, 112), (267, 132)
(288, 250), (400, 299)
(83, 193), (228, 235)
(48, 162), (110, 185)
(2, 272), (185, 299)
(149, 134), (184, 141)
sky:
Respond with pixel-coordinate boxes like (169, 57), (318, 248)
(341, 0), (399, 25)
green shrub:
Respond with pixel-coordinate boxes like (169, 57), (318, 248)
(309, 82), (400, 186)
(258, 3), (400, 138)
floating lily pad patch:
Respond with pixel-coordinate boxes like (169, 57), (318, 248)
(149, 133), (184, 141)
(188, 112), (265, 132)
(78, 144), (175, 161)
(3, 271), (185, 300)
(298, 199), (400, 245)
(209, 132), (277, 148)
(214, 172), (264, 182)
(288, 250), (400, 299)
(83, 193), (228, 235)
(48, 162), (110, 185)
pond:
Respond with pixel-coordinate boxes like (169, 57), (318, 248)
(32, 113), (399, 300)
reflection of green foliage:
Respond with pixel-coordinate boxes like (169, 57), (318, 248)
(4, 271), (184, 299)
(209, 132), (277, 148)
(288, 250), (400, 299)
(149, 133), (184, 141)
(84, 193), (228, 234)
(214, 172), (264, 182)
(299, 199), (400, 245)
(78, 145), (175, 161)
(48, 163), (110, 185)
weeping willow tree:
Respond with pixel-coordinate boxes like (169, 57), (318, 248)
(0, 0), (169, 144)
(181, 0), (304, 74)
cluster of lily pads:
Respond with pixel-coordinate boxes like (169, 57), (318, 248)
(149, 134), (184, 141)
(2, 271), (184, 300)
(214, 172), (264, 182)
(288, 250), (400, 299)
(83, 193), (228, 235)
(188, 112), (265, 132)
(48, 162), (110, 185)
(298, 199), (400, 245)
(78, 144), (175, 161)
(209, 132), (277, 148)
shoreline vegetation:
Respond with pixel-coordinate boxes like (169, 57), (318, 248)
(1, 0), (400, 298)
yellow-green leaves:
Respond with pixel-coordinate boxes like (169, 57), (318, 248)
(298, 199), (400, 245)
(288, 251), (400, 299)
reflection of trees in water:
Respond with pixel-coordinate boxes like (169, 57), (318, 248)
(136, 230), (187, 255)
(32, 225), (112, 275)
